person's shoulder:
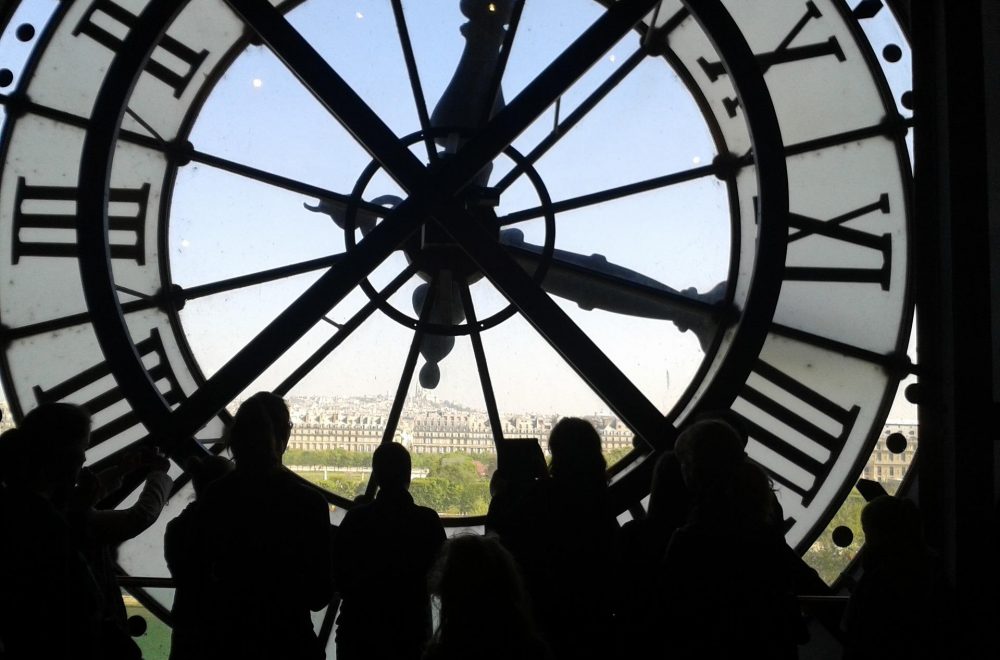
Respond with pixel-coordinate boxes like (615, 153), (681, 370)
(276, 468), (323, 495)
(412, 502), (444, 525)
(199, 470), (241, 501)
(339, 498), (375, 530)
(165, 500), (199, 534)
(414, 502), (439, 517)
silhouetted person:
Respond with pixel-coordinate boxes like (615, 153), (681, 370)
(246, 390), (293, 455)
(0, 405), (102, 659)
(189, 395), (333, 660)
(485, 437), (548, 570)
(334, 442), (445, 660)
(164, 454), (234, 660)
(659, 420), (803, 659)
(681, 414), (827, 599)
(66, 445), (174, 660)
(506, 417), (617, 660)
(674, 418), (747, 502)
(424, 534), (549, 660)
(614, 450), (690, 658)
(842, 496), (941, 660)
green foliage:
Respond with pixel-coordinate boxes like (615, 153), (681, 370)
(287, 449), (493, 515)
(296, 471), (366, 500)
(126, 604), (171, 660)
(410, 477), (490, 515)
(604, 446), (633, 466)
(803, 490), (868, 585)
(283, 448), (372, 468)
(430, 453), (480, 484)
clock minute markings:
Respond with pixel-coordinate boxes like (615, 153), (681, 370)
(74, 0), (209, 99)
(697, 0), (846, 118)
(31, 328), (184, 449)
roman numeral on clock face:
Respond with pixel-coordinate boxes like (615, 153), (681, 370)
(734, 359), (860, 507)
(11, 177), (149, 265)
(786, 193), (892, 290)
(697, 1), (846, 117)
(74, 0), (209, 98)
(32, 329), (183, 447)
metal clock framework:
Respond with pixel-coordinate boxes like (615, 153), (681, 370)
(0, 0), (913, 621)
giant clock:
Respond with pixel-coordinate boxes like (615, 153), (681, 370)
(0, 0), (911, 619)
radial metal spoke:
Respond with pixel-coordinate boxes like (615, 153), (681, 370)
(435, 0), (661, 194)
(185, 148), (391, 219)
(769, 322), (915, 374)
(475, 0), (526, 128)
(459, 282), (504, 443)
(494, 45), (647, 193)
(224, 0), (430, 191)
(1, 299), (156, 342)
(273, 263), (419, 396)
(390, 0), (438, 162)
(168, 205), (423, 438)
(436, 216), (674, 449)
(499, 161), (722, 225)
(2, 255), (352, 343)
(362, 274), (439, 498)
(6, 92), (388, 218)
(181, 254), (347, 303)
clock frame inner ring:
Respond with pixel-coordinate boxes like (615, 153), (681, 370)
(340, 130), (556, 336)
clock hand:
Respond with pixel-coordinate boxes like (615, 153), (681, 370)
(302, 192), (465, 391)
(499, 229), (728, 352)
(431, 0), (517, 162)
(303, 194), (401, 236)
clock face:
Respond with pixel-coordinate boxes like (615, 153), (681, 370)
(0, 0), (911, 608)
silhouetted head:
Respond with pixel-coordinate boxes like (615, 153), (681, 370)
(373, 442), (411, 492)
(861, 495), (923, 558)
(646, 451), (690, 521)
(0, 427), (28, 488)
(429, 534), (536, 645)
(674, 418), (746, 492)
(19, 403), (91, 500)
(548, 417), (606, 485)
(226, 398), (278, 469)
(185, 454), (235, 497)
(692, 408), (750, 448)
(727, 460), (775, 528)
(245, 391), (291, 455)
